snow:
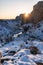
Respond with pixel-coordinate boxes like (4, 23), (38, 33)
(0, 20), (43, 65)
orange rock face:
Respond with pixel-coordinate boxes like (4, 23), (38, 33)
(24, 1), (43, 23)
(31, 1), (43, 23)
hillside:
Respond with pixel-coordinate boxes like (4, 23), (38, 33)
(0, 1), (43, 65)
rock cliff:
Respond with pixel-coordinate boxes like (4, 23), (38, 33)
(31, 1), (43, 23)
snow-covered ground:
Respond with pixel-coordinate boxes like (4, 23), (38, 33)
(0, 20), (43, 65)
(0, 40), (43, 65)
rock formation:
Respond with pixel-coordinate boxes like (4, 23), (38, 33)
(27, 1), (43, 23)
(31, 1), (43, 23)
(15, 1), (43, 24)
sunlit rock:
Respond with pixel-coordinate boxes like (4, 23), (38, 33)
(31, 1), (43, 23)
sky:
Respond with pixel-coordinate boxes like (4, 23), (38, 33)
(0, 0), (42, 19)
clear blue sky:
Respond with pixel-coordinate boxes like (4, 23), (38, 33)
(0, 0), (42, 19)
